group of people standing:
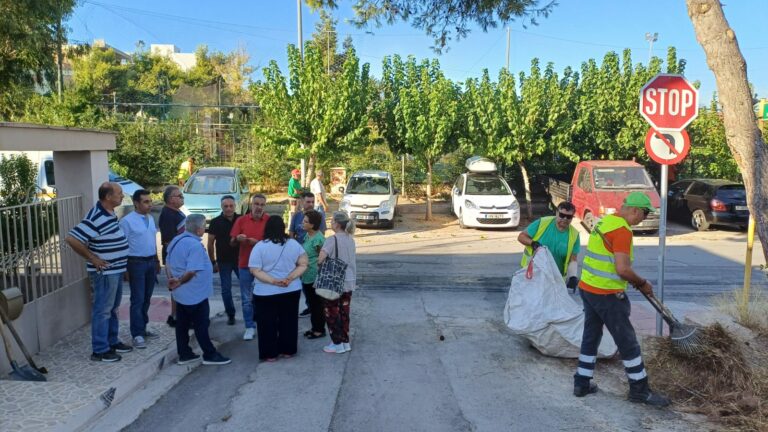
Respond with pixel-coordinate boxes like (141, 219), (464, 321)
(65, 168), (356, 367)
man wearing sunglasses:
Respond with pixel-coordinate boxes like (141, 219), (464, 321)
(573, 191), (669, 407)
(518, 201), (581, 290)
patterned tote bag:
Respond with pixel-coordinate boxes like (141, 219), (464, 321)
(314, 236), (348, 301)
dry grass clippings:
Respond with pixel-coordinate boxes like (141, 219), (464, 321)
(645, 323), (768, 430)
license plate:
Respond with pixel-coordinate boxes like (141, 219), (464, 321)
(484, 214), (505, 219)
(735, 205), (748, 211)
(356, 215), (374, 220)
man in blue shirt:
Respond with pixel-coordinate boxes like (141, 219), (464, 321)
(119, 189), (160, 349)
(66, 182), (133, 362)
(518, 201), (581, 291)
(166, 214), (231, 366)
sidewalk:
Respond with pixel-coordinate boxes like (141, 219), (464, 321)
(0, 296), (229, 432)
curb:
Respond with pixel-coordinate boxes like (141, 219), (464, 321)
(70, 310), (237, 431)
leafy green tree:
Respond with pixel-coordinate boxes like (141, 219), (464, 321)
(379, 55), (463, 219)
(0, 154), (37, 206)
(252, 43), (372, 185)
(0, 0), (77, 119)
(683, 94), (739, 180)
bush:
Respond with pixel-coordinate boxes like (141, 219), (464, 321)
(0, 154), (37, 206)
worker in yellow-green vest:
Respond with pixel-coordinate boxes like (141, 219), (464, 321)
(177, 157), (195, 186)
(573, 191), (670, 407)
(518, 201), (581, 291)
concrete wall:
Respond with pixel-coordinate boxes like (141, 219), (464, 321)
(0, 123), (115, 374)
(0, 279), (89, 374)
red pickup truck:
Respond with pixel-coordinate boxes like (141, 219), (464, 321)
(545, 160), (661, 233)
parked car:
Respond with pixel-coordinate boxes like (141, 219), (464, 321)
(668, 179), (749, 231)
(451, 157), (520, 229)
(543, 160), (661, 233)
(338, 170), (399, 228)
(183, 167), (250, 223)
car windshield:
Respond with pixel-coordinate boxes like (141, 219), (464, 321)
(593, 167), (654, 189)
(185, 175), (235, 194)
(717, 184), (746, 200)
(465, 176), (511, 195)
(346, 176), (391, 195)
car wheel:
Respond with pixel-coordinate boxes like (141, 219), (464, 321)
(582, 212), (596, 232)
(458, 209), (467, 229)
(691, 209), (710, 231)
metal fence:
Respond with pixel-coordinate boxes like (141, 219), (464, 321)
(0, 196), (86, 304)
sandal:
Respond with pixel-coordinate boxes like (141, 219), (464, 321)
(306, 332), (326, 339)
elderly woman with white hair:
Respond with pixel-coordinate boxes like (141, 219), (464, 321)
(318, 211), (357, 354)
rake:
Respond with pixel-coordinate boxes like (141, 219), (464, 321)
(639, 291), (706, 355)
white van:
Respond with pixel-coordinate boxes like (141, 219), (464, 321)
(339, 170), (399, 228)
(451, 157), (520, 229)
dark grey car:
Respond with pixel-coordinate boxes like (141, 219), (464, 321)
(668, 179), (749, 231)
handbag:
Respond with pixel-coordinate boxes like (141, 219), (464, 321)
(314, 236), (348, 301)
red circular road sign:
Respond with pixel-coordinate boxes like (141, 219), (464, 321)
(645, 128), (690, 165)
(639, 74), (699, 131)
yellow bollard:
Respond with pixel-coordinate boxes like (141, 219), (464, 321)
(739, 216), (756, 321)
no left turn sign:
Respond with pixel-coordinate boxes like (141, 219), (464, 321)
(644, 128), (690, 165)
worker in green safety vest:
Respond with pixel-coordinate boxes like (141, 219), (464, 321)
(518, 201), (581, 291)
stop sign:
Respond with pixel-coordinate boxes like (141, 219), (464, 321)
(639, 74), (699, 131)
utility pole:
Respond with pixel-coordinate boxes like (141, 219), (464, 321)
(645, 32), (658, 65)
(505, 27), (511, 71)
(297, 0), (306, 186)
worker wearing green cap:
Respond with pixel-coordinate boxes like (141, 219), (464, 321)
(572, 191), (670, 407)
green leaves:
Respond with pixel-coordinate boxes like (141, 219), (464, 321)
(252, 43), (372, 180)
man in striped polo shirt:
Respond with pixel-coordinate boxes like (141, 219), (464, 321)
(66, 182), (133, 362)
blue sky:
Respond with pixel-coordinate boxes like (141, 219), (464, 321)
(69, 1), (767, 101)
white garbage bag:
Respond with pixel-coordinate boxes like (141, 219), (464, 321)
(504, 247), (617, 358)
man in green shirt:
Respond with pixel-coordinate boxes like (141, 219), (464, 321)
(288, 168), (302, 216)
(518, 201), (581, 291)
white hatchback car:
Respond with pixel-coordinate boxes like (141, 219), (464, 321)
(339, 170), (399, 228)
(451, 158), (520, 229)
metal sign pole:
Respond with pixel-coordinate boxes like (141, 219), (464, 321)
(656, 163), (668, 336)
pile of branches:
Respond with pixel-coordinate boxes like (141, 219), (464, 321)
(645, 323), (768, 430)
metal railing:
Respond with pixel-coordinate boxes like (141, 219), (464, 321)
(0, 196), (85, 303)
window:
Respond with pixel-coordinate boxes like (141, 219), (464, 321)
(185, 175), (236, 194)
(238, 172), (248, 192)
(669, 181), (691, 195)
(454, 177), (464, 194)
(593, 167), (654, 189)
(43, 160), (55, 186)
(577, 168), (592, 192)
(465, 175), (511, 195)
(686, 182), (709, 196)
(346, 176), (391, 195)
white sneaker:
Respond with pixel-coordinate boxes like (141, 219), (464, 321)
(243, 328), (255, 341)
(323, 343), (347, 354)
(343, 342), (351, 352)
(133, 335), (146, 349)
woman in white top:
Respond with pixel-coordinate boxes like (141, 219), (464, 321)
(318, 211), (357, 354)
(249, 216), (308, 362)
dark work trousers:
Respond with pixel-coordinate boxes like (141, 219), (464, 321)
(252, 290), (301, 360)
(302, 282), (326, 334)
(324, 292), (352, 345)
(127, 257), (157, 338)
(574, 289), (647, 388)
(175, 299), (217, 359)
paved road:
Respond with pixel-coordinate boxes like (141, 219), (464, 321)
(124, 290), (708, 432)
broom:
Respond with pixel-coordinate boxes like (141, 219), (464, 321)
(640, 291), (705, 355)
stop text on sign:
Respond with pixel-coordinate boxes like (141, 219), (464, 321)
(639, 74), (699, 131)
(641, 88), (695, 117)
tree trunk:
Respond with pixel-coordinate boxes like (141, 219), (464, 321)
(426, 159), (433, 221)
(306, 153), (317, 188)
(518, 160), (533, 222)
(687, 0), (768, 264)
(402, 154), (407, 199)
